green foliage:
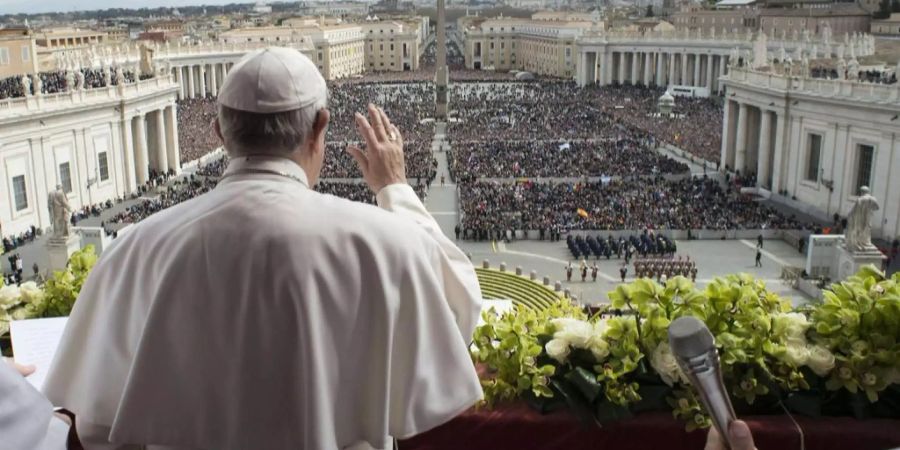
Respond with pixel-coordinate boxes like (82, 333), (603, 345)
(809, 266), (900, 403)
(0, 246), (97, 334)
(41, 246), (98, 317)
(474, 268), (900, 429)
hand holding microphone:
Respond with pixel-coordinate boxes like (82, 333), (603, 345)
(668, 316), (757, 450)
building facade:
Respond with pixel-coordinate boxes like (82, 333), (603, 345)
(463, 18), (594, 78)
(0, 76), (179, 236)
(0, 28), (38, 79)
(362, 21), (422, 72)
(721, 67), (900, 241)
(871, 14), (900, 36)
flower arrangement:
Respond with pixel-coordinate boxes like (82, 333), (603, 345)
(0, 246), (97, 337)
(472, 266), (900, 429)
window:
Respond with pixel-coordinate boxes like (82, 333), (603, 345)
(21, 45), (29, 61)
(12, 175), (27, 211)
(855, 145), (874, 192)
(98, 152), (109, 181)
(0, 48), (8, 65)
(806, 134), (822, 182)
(59, 162), (72, 193)
(318, 52), (323, 61)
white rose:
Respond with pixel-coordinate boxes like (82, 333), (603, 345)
(18, 281), (42, 302)
(551, 318), (595, 349)
(545, 338), (571, 363)
(0, 285), (22, 309)
(773, 312), (811, 341)
(806, 345), (836, 376)
(10, 307), (30, 321)
(650, 342), (688, 386)
(782, 341), (810, 367)
(588, 337), (610, 361)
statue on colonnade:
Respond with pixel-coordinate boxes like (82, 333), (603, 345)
(48, 185), (73, 239)
(21, 74), (32, 96)
(844, 187), (879, 252)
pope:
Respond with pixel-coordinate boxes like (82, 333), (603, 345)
(40, 47), (484, 449)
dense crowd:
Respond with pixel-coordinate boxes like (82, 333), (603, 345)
(458, 176), (809, 237)
(810, 66), (898, 84)
(108, 177), (219, 225)
(448, 82), (723, 163)
(177, 98), (220, 164)
(449, 138), (687, 178)
(323, 141), (437, 181)
(0, 67), (141, 100)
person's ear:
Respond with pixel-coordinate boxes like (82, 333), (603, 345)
(214, 119), (224, 144)
(309, 108), (330, 152)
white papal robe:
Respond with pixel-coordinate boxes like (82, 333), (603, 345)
(43, 156), (484, 450)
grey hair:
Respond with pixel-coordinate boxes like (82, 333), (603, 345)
(218, 99), (326, 157)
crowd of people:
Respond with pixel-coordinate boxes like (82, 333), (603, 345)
(108, 177), (219, 225)
(176, 98), (220, 164)
(810, 66), (898, 84)
(322, 141), (437, 181)
(448, 82), (723, 163)
(458, 176), (809, 237)
(448, 138), (687, 178)
(633, 256), (698, 282)
(0, 67), (142, 100)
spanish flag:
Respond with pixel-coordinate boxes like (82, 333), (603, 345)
(577, 208), (589, 218)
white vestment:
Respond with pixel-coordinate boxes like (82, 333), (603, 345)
(43, 156), (484, 450)
(0, 361), (69, 450)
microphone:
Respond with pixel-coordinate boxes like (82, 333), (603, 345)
(668, 316), (738, 448)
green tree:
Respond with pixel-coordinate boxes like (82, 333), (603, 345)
(645, 5), (654, 17)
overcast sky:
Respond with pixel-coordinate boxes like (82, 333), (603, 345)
(1, 0), (242, 15)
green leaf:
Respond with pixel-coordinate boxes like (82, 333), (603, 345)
(565, 366), (603, 402)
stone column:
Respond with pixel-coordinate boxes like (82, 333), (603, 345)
(578, 52), (588, 87)
(210, 63), (219, 97)
(630, 52), (639, 84)
(603, 52), (612, 85)
(121, 116), (137, 193)
(643, 52), (652, 85)
(721, 100), (733, 170)
(618, 52), (626, 84)
(771, 112), (787, 193)
(680, 52), (689, 85)
(666, 53), (675, 86)
(134, 115), (150, 185)
(734, 103), (749, 174)
(199, 64), (207, 98)
(174, 67), (183, 100)
(757, 110), (773, 188)
(693, 54), (701, 86)
(165, 105), (181, 172)
(718, 56), (727, 95)
(656, 53), (665, 86)
(705, 55), (714, 92)
(154, 109), (169, 173)
(187, 65), (196, 99)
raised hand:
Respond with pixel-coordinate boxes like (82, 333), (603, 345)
(347, 104), (407, 194)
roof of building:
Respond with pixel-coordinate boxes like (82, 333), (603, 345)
(715, 0), (757, 6)
(759, 4), (869, 16)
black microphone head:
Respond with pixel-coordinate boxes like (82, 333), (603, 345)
(668, 316), (715, 358)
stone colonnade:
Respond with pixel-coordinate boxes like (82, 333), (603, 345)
(720, 99), (786, 191)
(120, 104), (181, 192)
(578, 48), (730, 94)
(172, 62), (236, 100)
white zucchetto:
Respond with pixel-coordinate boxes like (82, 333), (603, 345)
(217, 47), (327, 113)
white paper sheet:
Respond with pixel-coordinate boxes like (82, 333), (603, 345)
(10, 317), (68, 392)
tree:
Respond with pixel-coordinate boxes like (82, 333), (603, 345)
(645, 5), (654, 17)
(893, 0), (900, 13)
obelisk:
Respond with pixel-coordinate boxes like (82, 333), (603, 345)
(435, 0), (449, 119)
